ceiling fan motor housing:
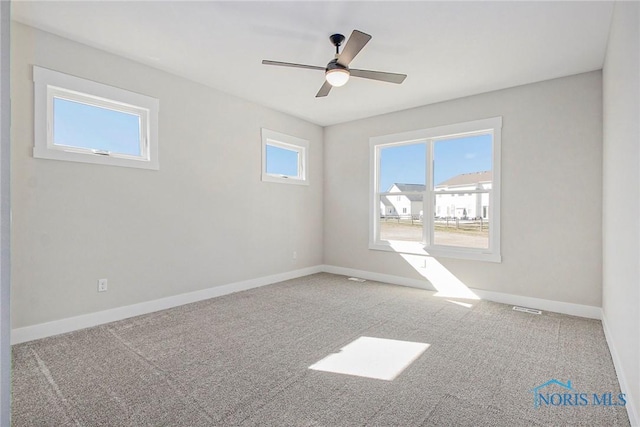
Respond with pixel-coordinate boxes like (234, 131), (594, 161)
(326, 59), (348, 72)
(262, 29), (406, 98)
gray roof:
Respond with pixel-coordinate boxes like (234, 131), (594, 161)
(384, 183), (425, 202)
(391, 183), (426, 193)
(436, 171), (492, 187)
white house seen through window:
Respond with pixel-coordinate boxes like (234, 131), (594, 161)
(370, 117), (502, 262)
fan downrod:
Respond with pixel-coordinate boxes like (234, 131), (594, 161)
(329, 34), (345, 54)
(261, 29), (407, 98)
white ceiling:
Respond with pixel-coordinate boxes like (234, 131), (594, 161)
(12, 1), (613, 127)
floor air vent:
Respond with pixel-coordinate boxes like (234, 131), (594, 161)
(513, 306), (542, 315)
(347, 277), (366, 282)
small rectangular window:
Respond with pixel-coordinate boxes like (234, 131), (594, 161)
(261, 128), (309, 185)
(33, 66), (159, 170)
(52, 95), (143, 157)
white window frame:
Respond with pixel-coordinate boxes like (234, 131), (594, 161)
(33, 66), (159, 170)
(261, 128), (309, 185)
(369, 117), (502, 263)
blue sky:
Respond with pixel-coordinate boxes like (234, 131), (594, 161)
(53, 98), (141, 156)
(379, 134), (492, 191)
(54, 98), (490, 185)
(266, 144), (299, 176)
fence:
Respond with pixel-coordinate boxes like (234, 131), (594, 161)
(434, 217), (488, 232)
(380, 214), (423, 225)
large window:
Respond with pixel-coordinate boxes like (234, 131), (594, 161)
(261, 128), (309, 185)
(33, 66), (159, 170)
(370, 117), (501, 262)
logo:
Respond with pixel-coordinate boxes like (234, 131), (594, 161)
(530, 379), (626, 408)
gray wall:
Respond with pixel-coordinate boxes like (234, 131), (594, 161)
(0, 2), (10, 425)
(602, 1), (639, 422)
(8, 11), (637, 420)
(324, 71), (603, 307)
(11, 23), (324, 328)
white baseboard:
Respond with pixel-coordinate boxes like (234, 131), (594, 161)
(13, 264), (630, 422)
(322, 265), (437, 291)
(12, 264), (602, 345)
(602, 312), (639, 427)
(11, 265), (324, 345)
(321, 264), (601, 319)
(472, 288), (601, 319)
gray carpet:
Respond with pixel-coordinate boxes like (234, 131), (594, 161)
(12, 273), (630, 426)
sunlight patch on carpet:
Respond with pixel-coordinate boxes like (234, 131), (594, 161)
(309, 336), (430, 381)
(446, 299), (474, 308)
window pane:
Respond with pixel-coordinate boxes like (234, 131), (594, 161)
(266, 144), (299, 177)
(379, 143), (426, 192)
(433, 134), (492, 189)
(434, 193), (489, 249)
(379, 193), (423, 242)
(53, 97), (142, 156)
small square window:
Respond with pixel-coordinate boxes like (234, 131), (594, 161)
(261, 128), (309, 185)
(33, 66), (159, 170)
(266, 144), (299, 177)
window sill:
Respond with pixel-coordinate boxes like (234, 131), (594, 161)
(261, 174), (309, 186)
(369, 241), (502, 263)
(33, 146), (159, 170)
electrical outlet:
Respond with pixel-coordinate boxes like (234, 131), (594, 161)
(98, 278), (108, 292)
(293, 251), (297, 260)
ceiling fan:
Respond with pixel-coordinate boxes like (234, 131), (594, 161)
(262, 30), (407, 98)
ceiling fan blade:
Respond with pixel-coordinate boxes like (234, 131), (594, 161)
(262, 60), (325, 71)
(315, 81), (332, 98)
(337, 30), (372, 67)
(350, 69), (407, 84)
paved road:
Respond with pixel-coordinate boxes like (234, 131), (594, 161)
(380, 222), (488, 249)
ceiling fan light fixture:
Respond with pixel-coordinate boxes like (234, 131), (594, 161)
(325, 68), (350, 87)
(262, 29), (406, 98)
